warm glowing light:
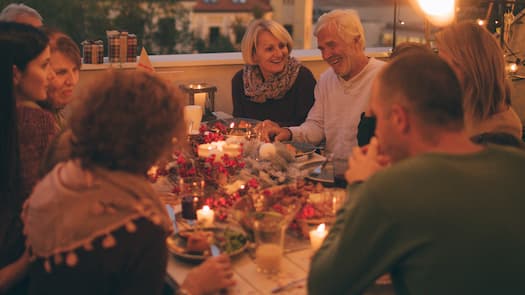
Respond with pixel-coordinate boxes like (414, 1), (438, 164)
(508, 63), (518, 73)
(477, 19), (485, 26)
(309, 223), (328, 251)
(316, 223), (326, 233)
(416, 0), (455, 27)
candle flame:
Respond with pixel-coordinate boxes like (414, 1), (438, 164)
(202, 205), (210, 212)
(317, 223), (326, 233)
(229, 122), (235, 129)
(509, 63), (518, 73)
(147, 165), (158, 177)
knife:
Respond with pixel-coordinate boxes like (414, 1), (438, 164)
(271, 277), (306, 293)
(210, 244), (221, 257)
(165, 205), (178, 234)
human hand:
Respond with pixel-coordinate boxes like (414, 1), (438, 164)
(181, 254), (235, 295)
(257, 120), (290, 142)
(345, 137), (391, 184)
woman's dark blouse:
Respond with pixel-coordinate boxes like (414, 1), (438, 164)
(231, 65), (316, 127)
(29, 218), (168, 295)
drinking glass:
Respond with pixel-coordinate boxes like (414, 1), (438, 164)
(179, 176), (205, 225)
(183, 105), (203, 135)
(253, 212), (287, 274)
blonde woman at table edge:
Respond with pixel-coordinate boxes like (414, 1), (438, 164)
(435, 21), (523, 144)
(23, 71), (235, 295)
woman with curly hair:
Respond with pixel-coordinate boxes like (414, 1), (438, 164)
(24, 70), (236, 295)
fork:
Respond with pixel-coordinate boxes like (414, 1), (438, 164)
(309, 153), (333, 177)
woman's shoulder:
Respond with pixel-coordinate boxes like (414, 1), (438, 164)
(17, 105), (55, 125)
(232, 68), (244, 82)
(296, 65), (316, 84)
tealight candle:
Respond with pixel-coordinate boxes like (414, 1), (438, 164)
(198, 141), (234, 162)
(223, 143), (241, 157)
(197, 144), (214, 158)
(309, 223), (328, 251)
(196, 205), (214, 227)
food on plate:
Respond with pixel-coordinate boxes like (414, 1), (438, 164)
(237, 120), (252, 129)
(173, 228), (247, 258)
(185, 231), (213, 253)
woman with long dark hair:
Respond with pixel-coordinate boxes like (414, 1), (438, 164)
(0, 21), (55, 294)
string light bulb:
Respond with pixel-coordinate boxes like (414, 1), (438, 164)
(416, 0), (455, 27)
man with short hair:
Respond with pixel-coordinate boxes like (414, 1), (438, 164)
(308, 52), (525, 295)
(0, 3), (43, 27)
(261, 9), (385, 172)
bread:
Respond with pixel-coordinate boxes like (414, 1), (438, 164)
(186, 231), (213, 253)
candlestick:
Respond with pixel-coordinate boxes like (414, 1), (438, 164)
(196, 205), (214, 227)
(194, 93), (207, 111)
(309, 223), (328, 252)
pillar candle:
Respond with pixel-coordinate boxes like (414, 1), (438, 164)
(309, 223), (328, 252)
(196, 205), (214, 227)
(194, 93), (207, 112)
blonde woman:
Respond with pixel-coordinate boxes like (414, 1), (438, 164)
(435, 21), (523, 142)
(232, 19), (316, 126)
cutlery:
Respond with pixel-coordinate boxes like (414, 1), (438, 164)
(271, 277), (306, 293)
(165, 205), (178, 234)
(210, 244), (221, 257)
(309, 153), (333, 177)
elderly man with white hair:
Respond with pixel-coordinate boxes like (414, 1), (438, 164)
(261, 9), (386, 174)
(0, 3), (43, 27)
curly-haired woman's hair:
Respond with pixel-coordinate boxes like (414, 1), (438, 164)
(69, 70), (186, 174)
(435, 21), (509, 124)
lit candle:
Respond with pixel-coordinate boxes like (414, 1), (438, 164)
(223, 143), (241, 157)
(309, 223), (328, 251)
(197, 144), (214, 158)
(196, 205), (214, 227)
(194, 93), (207, 111)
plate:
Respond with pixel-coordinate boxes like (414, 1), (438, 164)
(282, 141), (317, 158)
(301, 160), (335, 184)
(206, 117), (260, 130)
(167, 227), (248, 262)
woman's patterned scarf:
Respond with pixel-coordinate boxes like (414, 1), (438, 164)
(23, 160), (172, 272)
(243, 56), (301, 103)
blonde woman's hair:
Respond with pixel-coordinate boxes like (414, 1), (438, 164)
(241, 19), (293, 65)
(435, 21), (509, 122)
(314, 9), (366, 50)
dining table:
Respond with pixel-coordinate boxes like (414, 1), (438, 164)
(162, 115), (395, 294)
(165, 207), (396, 295)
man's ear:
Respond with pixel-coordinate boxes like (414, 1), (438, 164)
(390, 104), (410, 134)
(12, 65), (22, 86)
